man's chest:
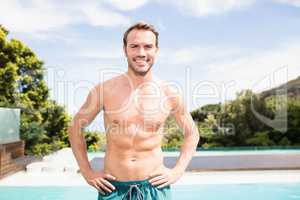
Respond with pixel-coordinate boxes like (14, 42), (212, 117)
(103, 87), (172, 132)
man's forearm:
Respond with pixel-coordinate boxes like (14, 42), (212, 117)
(173, 131), (199, 173)
(68, 124), (92, 175)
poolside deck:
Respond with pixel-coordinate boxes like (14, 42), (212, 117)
(1, 148), (300, 186)
(0, 170), (300, 186)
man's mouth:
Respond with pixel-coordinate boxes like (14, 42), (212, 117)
(133, 58), (148, 65)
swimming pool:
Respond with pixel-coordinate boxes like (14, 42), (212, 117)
(1, 183), (300, 200)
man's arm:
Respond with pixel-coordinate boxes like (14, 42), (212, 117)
(148, 87), (200, 188)
(68, 83), (116, 194)
(67, 84), (103, 175)
(171, 93), (200, 174)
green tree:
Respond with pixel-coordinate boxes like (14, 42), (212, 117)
(162, 116), (184, 150)
(84, 131), (106, 152)
(0, 25), (70, 155)
(246, 131), (275, 146)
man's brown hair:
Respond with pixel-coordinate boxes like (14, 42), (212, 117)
(123, 22), (159, 48)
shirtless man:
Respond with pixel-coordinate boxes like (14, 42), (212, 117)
(68, 22), (200, 200)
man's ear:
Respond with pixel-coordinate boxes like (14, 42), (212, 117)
(123, 45), (128, 57)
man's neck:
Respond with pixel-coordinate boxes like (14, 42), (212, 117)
(126, 68), (153, 89)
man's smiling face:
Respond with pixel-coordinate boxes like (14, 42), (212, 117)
(124, 29), (159, 76)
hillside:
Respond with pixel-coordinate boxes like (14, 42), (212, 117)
(260, 76), (300, 99)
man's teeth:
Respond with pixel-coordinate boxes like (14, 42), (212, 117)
(135, 59), (147, 63)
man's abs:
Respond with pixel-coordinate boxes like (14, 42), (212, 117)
(103, 130), (165, 181)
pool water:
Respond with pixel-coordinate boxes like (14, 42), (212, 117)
(1, 183), (300, 200)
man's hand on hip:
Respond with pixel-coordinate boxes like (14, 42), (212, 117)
(82, 169), (116, 195)
(147, 166), (184, 189)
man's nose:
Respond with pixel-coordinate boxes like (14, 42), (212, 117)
(137, 47), (146, 56)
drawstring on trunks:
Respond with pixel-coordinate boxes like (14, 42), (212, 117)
(122, 184), (144, 200)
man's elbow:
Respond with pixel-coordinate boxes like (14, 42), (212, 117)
(191, 126), (200, 145)
(67, 125), (73, 137)
(184, 129), (200, 145)
(193, 131), (200, 146)
(67, 119), (81, 139)
(67, 124), (75, 144)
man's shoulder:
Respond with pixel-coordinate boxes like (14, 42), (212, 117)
(95, 74), (125, 92)
(160, 80), (181, 98)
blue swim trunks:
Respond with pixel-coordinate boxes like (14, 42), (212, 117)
(97, 179), (172, 200)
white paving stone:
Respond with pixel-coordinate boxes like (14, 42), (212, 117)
(2, 148), (300, 186)
(1, 170), (300, 186)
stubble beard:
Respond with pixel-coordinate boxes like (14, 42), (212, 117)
(128, 59), (153, 76)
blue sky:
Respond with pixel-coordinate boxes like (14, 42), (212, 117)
(1, 0), (300, 131)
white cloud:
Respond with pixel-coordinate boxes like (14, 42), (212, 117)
(159, 40), (300, 109)
(0, 0), (131, 34)
(161, 46), (244, 66)
(157, 0), (256, 16)
(0, 0), (259, 35)
(201, 41), (300, 103)
(78, 47), (124, 60)
(104, 0), (149, 11)
(211, 41), (300, 88)
(274, 0), (300, 7)
(0, 0), (72, 33)
(81, 4), (131, 27)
